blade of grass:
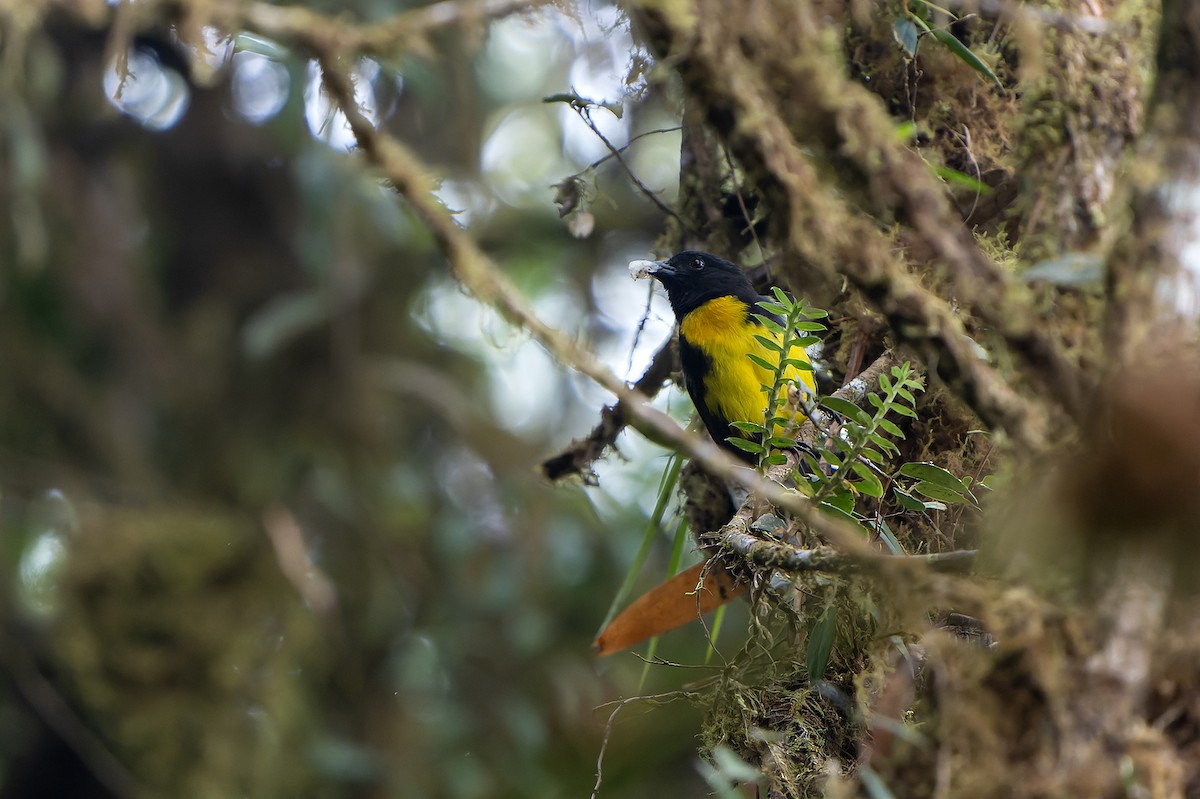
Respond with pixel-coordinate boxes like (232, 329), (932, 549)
(908, 12), (1004, 91)
(597, 454), (682, 635)
(704, 605), (728, 665)
(638, 516), (691, 690)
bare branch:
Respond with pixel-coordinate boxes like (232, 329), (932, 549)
(230, 0), (549, 57)
(543, 94), (687, 227)
(540, 338), (678, 482)
(710, 532), (977, 575)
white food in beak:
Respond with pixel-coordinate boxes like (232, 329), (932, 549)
(629, 259), (657, 279)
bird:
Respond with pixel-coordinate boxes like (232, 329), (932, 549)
(630, 251), (816, 460)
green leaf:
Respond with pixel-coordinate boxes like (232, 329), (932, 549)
(752, 334), (783, 352)
(795, 321), (827, 332)
(234, 32), (292, 59)
(934, 164), (993, 195)
(727, 437), (764, 454)
(860, 764), (898, 799)
(820, 396), (872, 425)
(1023, 252), (1105, 287)
(731, 421), (768, 434)
(782, 358), (815, 371)
(806, 606), (837, 681)
(705, 745), (761, 788)
(870, 433), (899, 455)
(861, 447), (886, 464)
(890, 404), (918, 419)
(872, 518), (906, 555)
(916, 15), (1005, 92)
(768, 436), (796, 448)
(878, 418), (904, 438)
(824, 489), (855, 514)
(755, 301), (788, 316)
(243, 291), (332, 359)
(753, 314), (785, 334)
(867, 393), (884, 410)
(851, 461), (884, 497)
(879, 373), (893, 393)
(747, 354), (777, 372)
(913, 480), (971, 504)
(764, 452), (788, 466)
(898, 462), (969, 495)
(892, 486), (927, 512)
(819, 500), (869, 533)
(770, 286), (790, 305)
(892, 17), (919, 57)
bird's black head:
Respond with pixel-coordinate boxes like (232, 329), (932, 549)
(629, 251), (756, 319)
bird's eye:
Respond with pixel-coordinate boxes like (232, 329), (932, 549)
(690, 258), (705, 270)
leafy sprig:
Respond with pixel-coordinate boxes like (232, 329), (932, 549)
(809, 363), (925, 504)
(727, 289), (826, 472)
(725, 296), (981, 548)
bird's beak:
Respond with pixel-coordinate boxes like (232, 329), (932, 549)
(629, 258), (671, 280)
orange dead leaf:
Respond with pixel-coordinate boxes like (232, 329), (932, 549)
(593, 560), (747, 657)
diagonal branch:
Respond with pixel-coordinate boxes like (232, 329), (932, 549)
(539, 337), (678, 481)
(224, 0), (549, 57)
(316, 55), (872, 554)
(714, 533), (977, 575)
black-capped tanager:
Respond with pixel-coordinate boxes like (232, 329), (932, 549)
(631, 251), (816, 460)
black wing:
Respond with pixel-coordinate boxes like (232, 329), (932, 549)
(678, 335), (756, 463)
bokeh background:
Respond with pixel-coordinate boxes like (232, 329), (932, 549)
(0, 2), (732, 796)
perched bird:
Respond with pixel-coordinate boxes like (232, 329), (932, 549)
(630, 251), (816, 460)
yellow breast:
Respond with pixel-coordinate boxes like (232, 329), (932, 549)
(679, 296), (815, 432)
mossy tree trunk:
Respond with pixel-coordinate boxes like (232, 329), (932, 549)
(621, 0), (1200, 796)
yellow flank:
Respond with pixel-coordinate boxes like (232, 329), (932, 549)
(679, 295), (816, 434)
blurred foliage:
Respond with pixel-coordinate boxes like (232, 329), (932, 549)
(0, 2), (717, 796)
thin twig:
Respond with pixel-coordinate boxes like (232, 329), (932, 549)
(559, 98), (685, 226)
(625, 279), (658, 384)
(590, 690), (697, 799)
(587, 125), (683, 172)
(591, 703), (621, 799)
